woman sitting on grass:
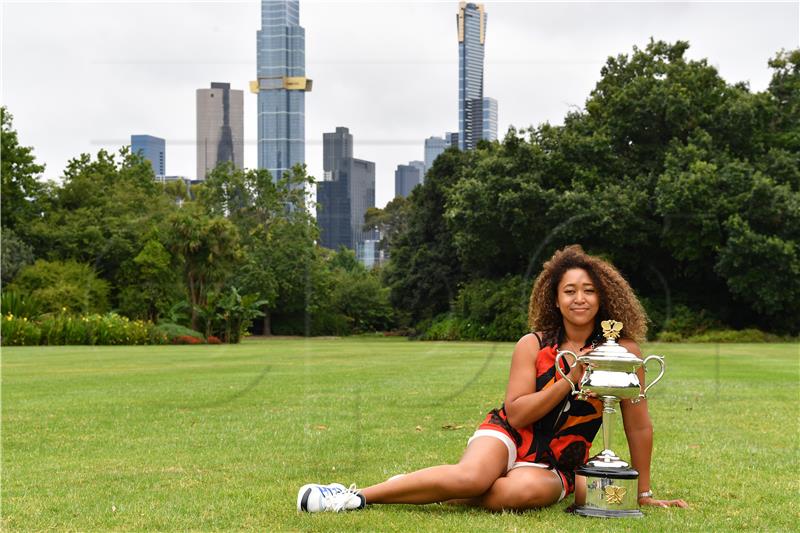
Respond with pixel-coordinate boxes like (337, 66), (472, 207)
(298, 245), (688, 513)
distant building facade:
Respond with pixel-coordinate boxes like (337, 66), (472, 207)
(425, 136), (448, 170)
(482, 96), (498, 141)
(447, 131), (460, 148)
(255, 0), (311, 181)
(316, 128), (376, 253)
(196, 82), (244, 179)
(357, 239), (383, 269)
(131, 134), (165, 176)
(395, 163), (422, 198)
(323, 126), (353, 173)
(457, 2), (487, 151)
(409, 160), (426, 183)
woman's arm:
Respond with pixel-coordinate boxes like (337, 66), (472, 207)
(619, 339), (688, 508)
(504, 334), (586, 429)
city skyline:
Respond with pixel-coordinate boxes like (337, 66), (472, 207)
(3, 1), (797, 208)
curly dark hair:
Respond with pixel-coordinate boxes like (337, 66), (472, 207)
(528, 245), (648, 343)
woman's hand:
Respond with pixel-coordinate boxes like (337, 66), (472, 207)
(566, 359), (587, 385)
(638, 496), (689, 508)
(564, 346), (593, 386)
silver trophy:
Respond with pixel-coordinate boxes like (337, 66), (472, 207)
(556, 320), (665, 518)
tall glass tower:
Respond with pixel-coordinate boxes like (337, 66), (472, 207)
(254, 0), (312, 181)
(457, 2), (486, 151)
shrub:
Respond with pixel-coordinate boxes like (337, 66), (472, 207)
(154, 323), (205, 343)
(7, 260), (109, 314)
(660, 304), (722, 337)
(172, 335), (203, 345)
(655, 331), (683, 343)
(207, 335), (222, 344)
(687, 328), (770, 343)
(36, 312), (158, 345)
(419, 314), (467, 341)
(1, 290), (42, 319)
(417, 276), (530, 341)
(1, 313), (41, 346)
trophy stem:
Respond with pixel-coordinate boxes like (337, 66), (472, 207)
(586, 396), (628, 468)
(602, 396), (616, 456)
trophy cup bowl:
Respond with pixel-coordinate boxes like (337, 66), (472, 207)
(555, 320), (665, 518)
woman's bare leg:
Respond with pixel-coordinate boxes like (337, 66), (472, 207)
(359, 437), (508, 504)
(458, 467), (564, 511)
(574, 474), (586, 506)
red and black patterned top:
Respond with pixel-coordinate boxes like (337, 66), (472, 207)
(478, 331), (604, 491)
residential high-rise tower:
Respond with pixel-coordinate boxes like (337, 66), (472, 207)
(196, 82), (244, 179)
(254, 0), (312, 181)
(457, 2), (486, 151)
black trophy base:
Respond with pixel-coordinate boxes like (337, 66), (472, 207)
(573, 464), (642, 519)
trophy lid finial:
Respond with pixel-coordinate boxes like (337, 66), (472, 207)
(601, 320), (624, 341)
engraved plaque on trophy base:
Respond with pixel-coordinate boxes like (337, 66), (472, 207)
(574, 465), (643, 518)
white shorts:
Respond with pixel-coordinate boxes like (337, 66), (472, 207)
(467, 428), (567, 502)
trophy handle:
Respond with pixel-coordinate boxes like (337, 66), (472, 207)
(636, 355), (665, 402)
(555, 350), (579, 395)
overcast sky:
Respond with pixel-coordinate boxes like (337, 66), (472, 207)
(2, 0), (798, 207)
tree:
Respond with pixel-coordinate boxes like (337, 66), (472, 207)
(383, 41), (800, 335)
(166, 204), (241, 331)
(117, 237), (183, 322)
(1, 107), (45, 234)
(26, 147), (175, 311)
(201, 163), (322, 335)
(362, 195), (410, 257)
(383, 148), (469, 324)
(1, 227), (35, 284)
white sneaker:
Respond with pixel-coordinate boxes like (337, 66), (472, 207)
(297, 483), (365, 512)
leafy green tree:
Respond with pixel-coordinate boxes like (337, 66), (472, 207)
(200, 163), (322, 335)
(1, 107), (45, 234)
(716, 215), (800, 330)
(27, 147), (175, 309)
(117, 238), (183, 322)
(765, 49), (800, 153)
(1, 227), (35, 284)
(362, 195), (410, 256)
(383, 148), (470, 325)
(385, 41), (800, 335)
(319, 247), (393, 333)
(8, 259), (109, 314)
(166, 204), (241, 331)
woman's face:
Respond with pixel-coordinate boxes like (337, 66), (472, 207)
(556, 268), (600, 328)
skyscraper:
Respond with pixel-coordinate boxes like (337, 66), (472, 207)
(196, 82), (244, 179)
(254, 0), (312, 181)
(323, 127), (353, 174)
(409, 160), (426, 182)
(131, 134), (165, 177)
(395, 163), (422, 199)
(482, 96), (498, 141)
(425, 136), (448, 171)
(316, 128), (375, 252)
(457, 2), (486, 151)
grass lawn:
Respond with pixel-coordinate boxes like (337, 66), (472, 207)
(2, 338), (798, 531)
